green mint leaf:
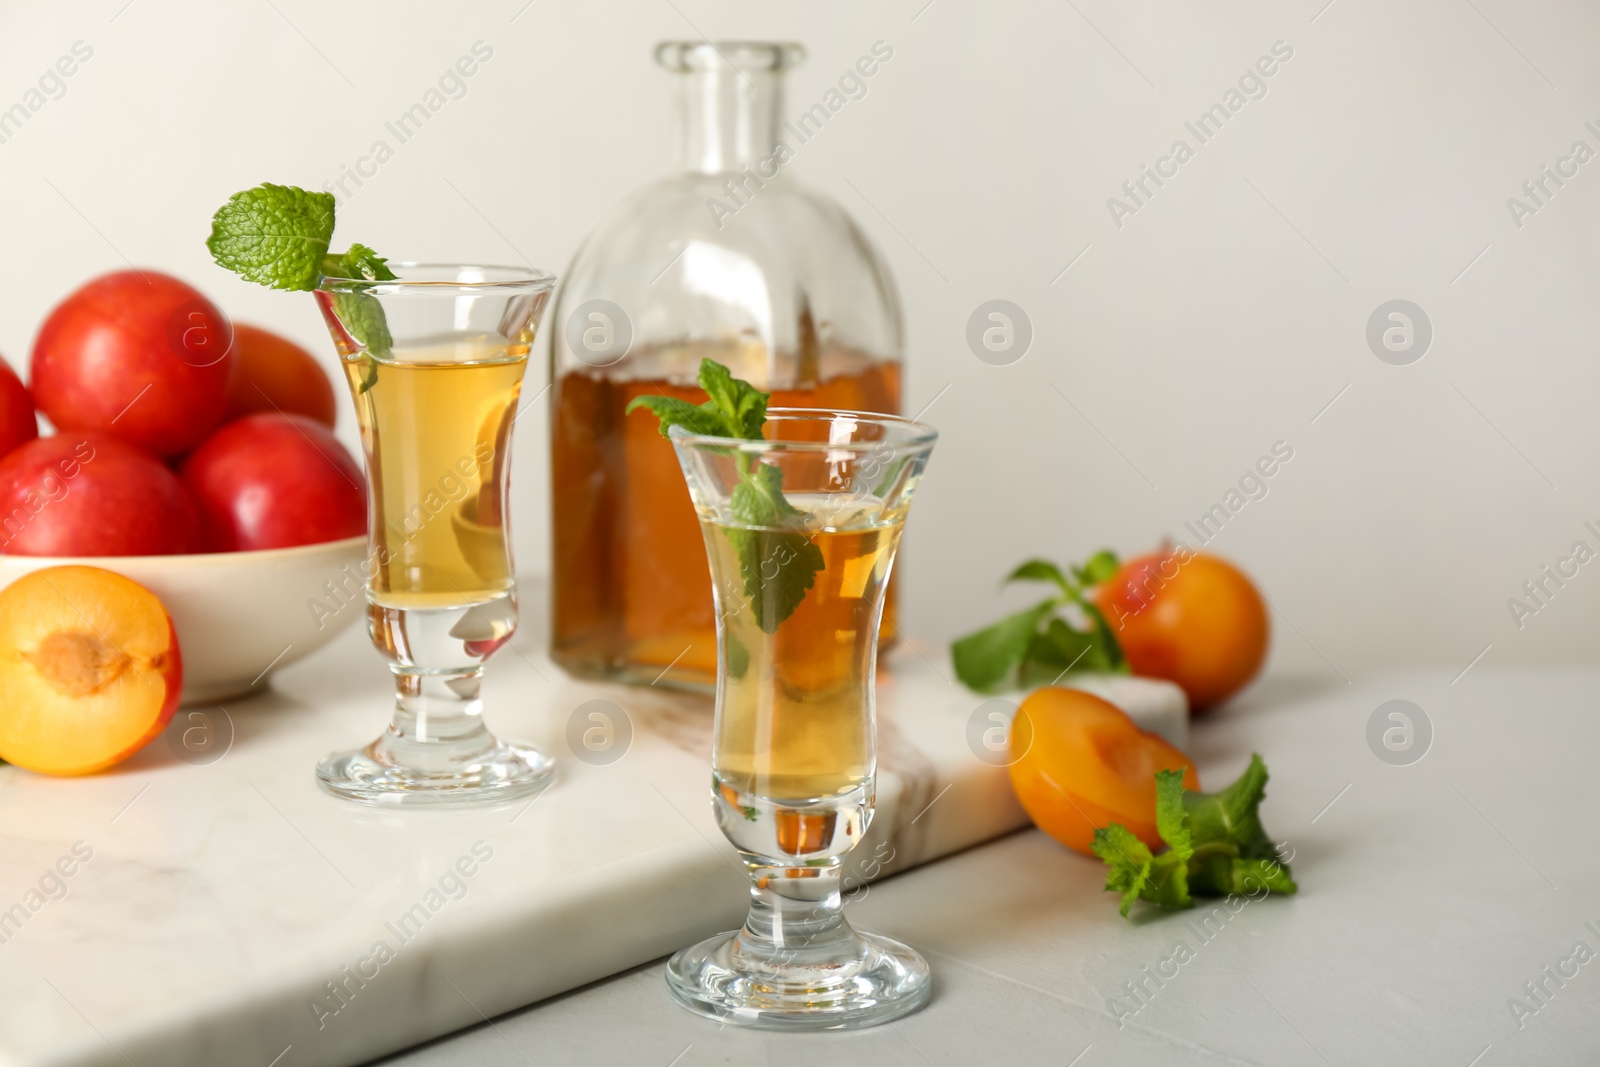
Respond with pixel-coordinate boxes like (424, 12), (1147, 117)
(727, 462), (825, 634)
(1017, 617), (1097, 687)
(207, 183), (336, 290)
(1144, 851), (1193, 911)
(725, 632), (750, 678)
(1073, 549), (1121, 587)
(1095, 823), (1192, 916)
(1082, 600), (1128, 672)
(627, 359), (823, 632)
(1233, 857), (1298, 896)
(730, 455), (801, 524)
(697, 358), (767, 439)
(1182, 756), (1293, 897)
(955, 551), (1130, 692)
(1187, 854), (1298, 897)
(208, 183), (397, 391)
(952, 598), (1057, 691)
(323, 239), (398, 376)
(1182, 755), (1294, 900)
(1101, 773), (1195, 917)
(1184, 753), (1275, 859)
(725, 528), (824, 634)
(337, 243), (398, 282)
(1005, 559), (1073, 596)
(624, 395), (731, 439)
(1096, 755), (1294, 918)
(330, 288), (394, 393)
(1091, 824), (1153, 918)
(1154, 768), (1194, 858)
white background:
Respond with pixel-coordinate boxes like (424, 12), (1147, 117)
(2, 0), (1597, 683)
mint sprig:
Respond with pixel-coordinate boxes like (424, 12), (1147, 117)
(206, 183), (394, 390)
(206, 183), (336, 290)
(627, 359), (824, 634)
(1092, 755), (1297, 918)
(951, 552), (1125, 691)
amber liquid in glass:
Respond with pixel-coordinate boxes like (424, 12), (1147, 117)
(342, 339), (527, 610)
(705, 497), (903, 802)
(551, 343), (901, 688)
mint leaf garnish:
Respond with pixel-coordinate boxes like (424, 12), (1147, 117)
(625, 359), (824, 633)
(1094, 754), (1296, 919)
(952, 552), (1126, 691)
(334, 243), (397, 282)
(628, 395), (729, 438)
(207, 183), (396, 391)
(206, 183), (336, 290)
(725, 633), (750, 678)
(725, 463), (825, 633)
(332, 289), (391, 394)
(698, 358), (768, 439)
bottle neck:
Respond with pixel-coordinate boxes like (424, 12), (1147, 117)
(671, 66), (784, 174)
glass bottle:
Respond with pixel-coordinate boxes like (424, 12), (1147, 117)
(550, 41), (905, 689)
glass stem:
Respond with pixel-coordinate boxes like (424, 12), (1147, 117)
(379, 669), (496, 770)
(737, 863), (860, 963)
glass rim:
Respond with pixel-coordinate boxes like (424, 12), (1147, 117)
(316, 262), (557, 296)
(667, 407), (937, 453)
(654, 41), (805, 73)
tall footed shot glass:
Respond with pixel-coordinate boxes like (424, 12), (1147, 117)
(664, 409), (936, 1029)
(312, 264), (558, 807)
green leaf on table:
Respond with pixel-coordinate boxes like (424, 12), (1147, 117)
(1006, 558), (1073, 595)
(1153, 768), (1194, 858)
(1190, 855), (1299, 897)
(953, 549), (1125, 692)
(1142, 850), (1194, 912)
(1183, 753), (1274, 859)
(952, 598), (1057, 691)
(1095, 754), (1296, 918)
(1091, 823), (1154, 918)
(1232, 856), (1298, 895)
(1016, 617), (1101, 687)
(1082, 600), (1128, 673)
(206, 183), (336, 291)
(1073, 549), (1121, 587)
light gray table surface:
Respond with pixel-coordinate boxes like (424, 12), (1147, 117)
(374, 672), (1600, 1066)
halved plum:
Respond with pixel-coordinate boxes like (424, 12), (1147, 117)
(0, 566), (181, 775)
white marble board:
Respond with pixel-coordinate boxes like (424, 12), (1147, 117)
(0, 583), (1185, 1067)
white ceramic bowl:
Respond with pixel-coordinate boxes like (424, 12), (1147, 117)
(0, 536), (368, 705)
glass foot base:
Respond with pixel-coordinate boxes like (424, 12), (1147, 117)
(665, 928), (931, 1031)
(315, 738), (554, 808)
